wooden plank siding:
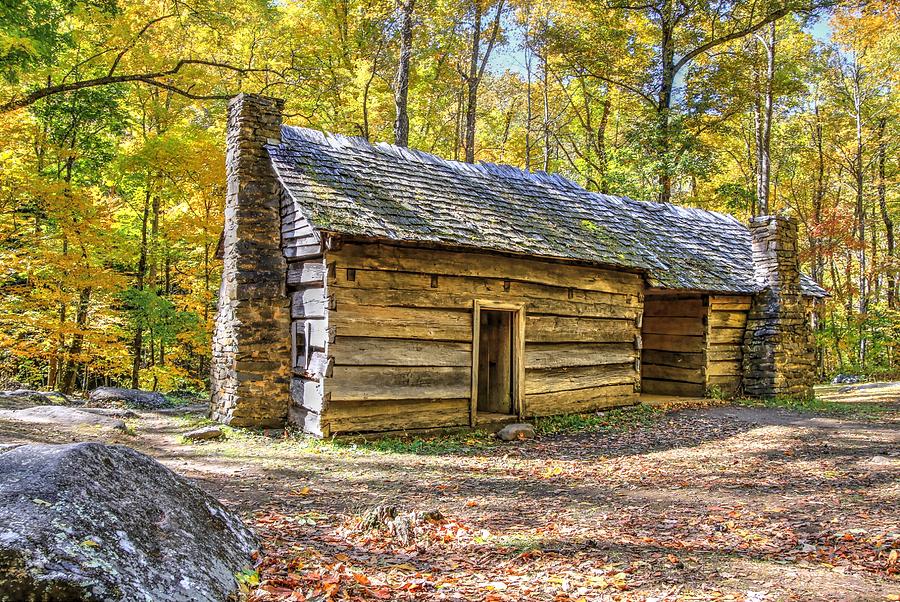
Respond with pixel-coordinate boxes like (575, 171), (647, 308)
(640, 294), (707, 397)
(314, 242), (643, 434)
(705, 295), (751, 396)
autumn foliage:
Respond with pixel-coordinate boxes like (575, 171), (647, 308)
(0, 0), (897, 391)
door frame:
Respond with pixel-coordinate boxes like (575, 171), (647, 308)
(470, 300), (526, 426)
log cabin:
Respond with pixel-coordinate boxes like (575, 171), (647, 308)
(211, 94), (827, 435)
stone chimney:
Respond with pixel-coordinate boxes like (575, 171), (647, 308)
(742, 216), (816, 399)
(211, 94), (292, 427)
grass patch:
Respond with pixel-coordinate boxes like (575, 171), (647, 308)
(493, 532), (546, 555)
(737, 395), (890, 419)
(534, 403), (662, 436)
(277, 404), (668, 456)
(330, 429), (500, 455)
(172, 413), (217, 429)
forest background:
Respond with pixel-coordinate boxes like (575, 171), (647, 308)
(0, 0), (896, 394)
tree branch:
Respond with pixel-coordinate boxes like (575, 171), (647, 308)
(673, 6), (791, 74)
(477, 0), (506, 83)
(108, 14), (177, 77)
(1, 60), (281, 113)
(577, 64), (658, 109)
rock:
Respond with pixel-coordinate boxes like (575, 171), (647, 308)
(496, 423), (536, 441)
(78, 407), (139, 419)
(831, 374), (860, 385)
(0, 406), (127, 431)
(89, 387), (169, 409)
(155, 403), (208, 416)
(865, 455), (894, 466)
(0, 389), (71, 410)
(183, 425), (225, 441)
(0, 442), (257, 601)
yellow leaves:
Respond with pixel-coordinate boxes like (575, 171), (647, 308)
(541, 463), (565, 478)
(0, 33), (38, 58)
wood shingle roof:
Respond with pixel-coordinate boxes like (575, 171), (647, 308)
(268, 126), (827, 297)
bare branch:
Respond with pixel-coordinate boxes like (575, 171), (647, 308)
(477, 0), (506, 83)
(1, 59), (283, 113)
(576, 64), (658, 109)
(673, 6), (791, 75)
(108, 14), (177, 77)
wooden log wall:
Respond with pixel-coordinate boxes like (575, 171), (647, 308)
(640, 293), (707, 397)
(281, 196), (330, 435)
(706, 295), (751, 396)
(307, 241), (643, 435)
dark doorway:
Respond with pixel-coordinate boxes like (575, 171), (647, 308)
(477, 309), (514, 415)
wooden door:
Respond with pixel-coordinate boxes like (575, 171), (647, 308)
(477, 309), (514, 414)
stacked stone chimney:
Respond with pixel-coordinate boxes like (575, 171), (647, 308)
(742, 216), (816, 399)
(211, 94), (292, 426)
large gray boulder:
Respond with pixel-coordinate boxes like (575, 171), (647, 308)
(88, 387), (168, 409)
(0, 406), (127, 431)
(0, 443), (258, 601)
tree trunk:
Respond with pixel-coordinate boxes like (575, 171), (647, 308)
(597, 97), (611, 194)
(60, 287), (91, 395)
(656, 9), (675, 203)
(541, 49), (550, 171)
(393, 0), (415, 147)
(853, 63), (866, 368)
(131, 187), (151, 389)
(463, 0), (504, 163)
(876, 117), (895, 309)
(812, 101), (825, 285)
(754, 22), (775, 215)
(463, 1), (482, 163)
(811, 100), (826, 376)
(524, 21), (533, 171)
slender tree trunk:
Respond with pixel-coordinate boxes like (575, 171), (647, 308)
(360, 41), (384, 141)
(755, 22), (775, 215)
(131, 187), (151, 388)
(60, 287), (91, 395)
(524, 22), (533, 171)
(876, 117), (895, 309)
(463, 0), (504, 163)
(811, 100), (826, 376)
(828, 256), (843, 368)
(597, 96), (611, 194)
(853, 68), (867, 368)
(149, 196), (159, 291)
(812, 101), (825, 285)
(463, 1), (482, 163)
(657, 11), (675, 203)
(541, 49), (550, 171)
(453, 88), (462, 160)
(393, 0), (415, 147)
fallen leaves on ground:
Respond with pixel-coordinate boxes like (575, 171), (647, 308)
(243, 409), (899, 601)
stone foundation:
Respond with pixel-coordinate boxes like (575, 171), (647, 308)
(742, 216), (816, 399)
(211, 94), (292, 426)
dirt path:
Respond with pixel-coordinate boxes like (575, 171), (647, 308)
(1, 390), (898, 601)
